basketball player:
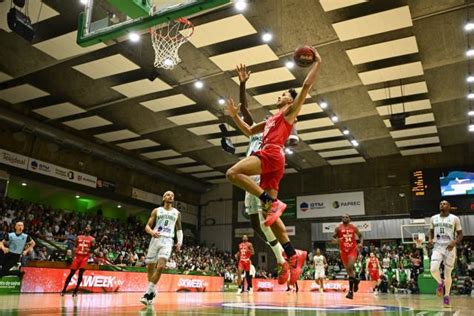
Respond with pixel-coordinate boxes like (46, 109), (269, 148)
(366, 252), (382, 294)
(332, 214), (363, 299)
(60, 224), (95, 296)
(236, 63), (298, 284)
(225, 49), (322, 284)
(0, 221), (35, 279)
(140, 191), (182, 306)
(313, 248), (327, 293)
(235, 234), (254, 294)
(429, 200), (463, 308)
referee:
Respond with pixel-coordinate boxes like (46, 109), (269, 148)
(0, 221), (35, 279)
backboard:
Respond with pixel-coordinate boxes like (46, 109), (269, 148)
(400, 223), (431, 245)
(77, 0), (231, 47)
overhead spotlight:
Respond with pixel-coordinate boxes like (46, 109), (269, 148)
(331, 114), (339, 122)
(285, 61), (295, 69)
(163, 58), (174, 67)
(194, 80), (204, 89)
(342, 129), (350, 135)
(128, 32), (140, 42)
(468, 110), (474, 116)
(467, 48), (474, 57)
(117, 204), (122, 208)
(218, 98), (226, 105)
(262, 32), (273, 42)
(235, 0), (247, 11)
(465, 21), (474, 31)
(13, 0), (26, 7)
(285, 148), (293, 155)
(351, 139), (359, 147)
(21, 182), (27, 187)
(468, 75), (474, 83)
(320, 101), (328, 109)
(469, 124), (474, 132)
(468, 92), (474, 99)
(7, 7), (34, 41)
(75, 195), (80, 199)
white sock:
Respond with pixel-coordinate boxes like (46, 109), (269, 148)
(444, 267), (453, 296)
(147, 282), (156, 294)
(270, 242), (286, 264)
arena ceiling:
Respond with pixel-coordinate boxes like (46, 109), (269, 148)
(0, 0), (471, 189)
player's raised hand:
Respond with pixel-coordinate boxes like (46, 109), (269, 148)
(224, 97), (240, 118)
(236, 64), (251, 83)
(310, 47), (322, 63)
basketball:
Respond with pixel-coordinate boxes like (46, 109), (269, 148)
(293, 45), (316, 67)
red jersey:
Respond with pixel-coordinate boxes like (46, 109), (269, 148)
(239, 242), (252, 262)
(337, 223), (357, 252)
(262, 111), (293, 147)
(368, 257), (379, 271)
(75, 235), (94, 256)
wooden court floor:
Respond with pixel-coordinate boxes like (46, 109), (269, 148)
(0, 292), (472, 315)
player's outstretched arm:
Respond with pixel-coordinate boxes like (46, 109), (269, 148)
(236, 64), (254, 126)
(145, 208), (159, 238)
(355, 227), (363, 247)
(285, 49), (322, 124)
(225, 97), (264, 136)
(175, 213), (183, 252)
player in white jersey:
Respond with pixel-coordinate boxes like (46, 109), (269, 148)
(140, 191), (183, 305)
(236, 64), (299, 284)
(429, 200), (463, 308)
(313, 248), (328, 293)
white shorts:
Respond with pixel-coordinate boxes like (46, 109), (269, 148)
(245, 175), (261, 215)
(145, 236), (174, 263)
(431, 246), (456, 268)
(314, 268), (325, 279)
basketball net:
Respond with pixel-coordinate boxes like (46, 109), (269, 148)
(149, 7), (194, 70)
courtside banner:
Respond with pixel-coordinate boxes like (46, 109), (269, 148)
(297, 192), (365, 219)
(20, 268), (223, 293)
(253, 279), (372, 293)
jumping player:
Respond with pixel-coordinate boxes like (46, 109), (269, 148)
(225, 48), (322, 284)
(235, 234), (254, 294)
(61, 224), (95, 296)
(0, 221), (35, 279)
(332, 214), (363, 299)
(429, 200), (463, 308)
(236, 63), (298, 284)
(366, 252), (382, 294)
(313, 248), (328, 293)
(140, 191), (182, 306)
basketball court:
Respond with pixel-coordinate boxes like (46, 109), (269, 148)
(1, 292), (472, 315)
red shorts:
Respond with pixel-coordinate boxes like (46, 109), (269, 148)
(238, 260), (251, 272)
(340, 248), (358, 267)
(253, 144), (285, 191)
(71, 255), (89, 270)
(369, 270), (380, 281)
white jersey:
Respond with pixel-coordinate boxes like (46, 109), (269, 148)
(153, 206), (180, 238)
(314, 255), (325, 269)
(246, 133), (262, 157)
(430, 213), (462, 249)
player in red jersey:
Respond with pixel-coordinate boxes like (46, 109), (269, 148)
(225, 49), (322, 285)
(60, 225), (95, 296)
(332, 214), (363, 299)
(235, 235), (254, 293)
(366, 252), (382, 294)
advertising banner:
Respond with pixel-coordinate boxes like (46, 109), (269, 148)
(252, 279), (373, 293)
(322, 221), (372, 233)
(27, 159), (97, 188)
(21, 268), (223, 293)
(132, 188), (162, 205)
(0, 276), (21, 294)
(286, 226), (296, 236)
(0, 149), (28, 170)
(96, 179), (116, 192)
(297, 192), (365, 219)
(234, 228), (254, 238)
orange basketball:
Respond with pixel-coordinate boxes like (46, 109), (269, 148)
(293, 45), (315, 67)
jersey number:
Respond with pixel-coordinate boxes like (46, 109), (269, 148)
(164, 220), (169, 226)
(440, 227), (445, 234)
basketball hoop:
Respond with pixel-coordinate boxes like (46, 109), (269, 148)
(149, 7), (194, 70)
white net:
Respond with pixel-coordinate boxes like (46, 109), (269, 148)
(150, 16), (194, 69)
(400, 223), (431, 245)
